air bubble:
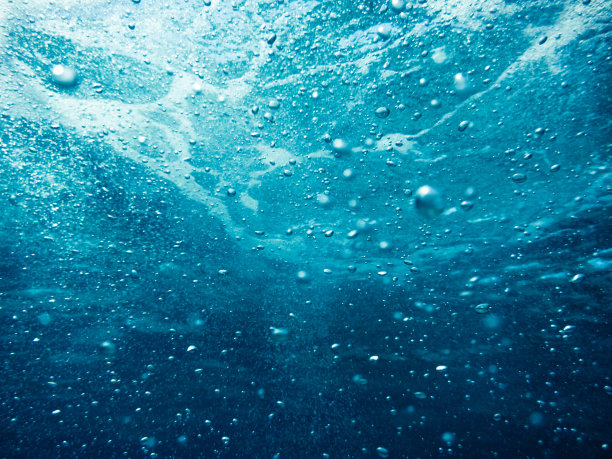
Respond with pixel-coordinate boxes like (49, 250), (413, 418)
(375, 107), (390, 118)
(266, 33), (277, 45)
(270, 327), (290, 342)
(461, 200), (474, 211)
(414, 185), (444, 218)
(453, 73), (470, 93)
(332, 138), (351, 156)
(377, 25), (391, 40)
(51, 65), (77, 87)
(390, 0), (405, 12)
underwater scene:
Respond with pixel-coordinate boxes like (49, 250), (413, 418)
(0, 0), (611, 457)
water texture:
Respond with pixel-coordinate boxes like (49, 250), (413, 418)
(0, 0), (611, 457)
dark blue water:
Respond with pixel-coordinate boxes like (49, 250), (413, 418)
(1, 0), (611, 457)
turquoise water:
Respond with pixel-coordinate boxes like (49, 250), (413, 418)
(1, 0), (611, 457)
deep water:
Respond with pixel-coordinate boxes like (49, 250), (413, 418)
(1, 0), (611, 458)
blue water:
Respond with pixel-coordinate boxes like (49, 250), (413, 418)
(1, 0), (611, 457)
